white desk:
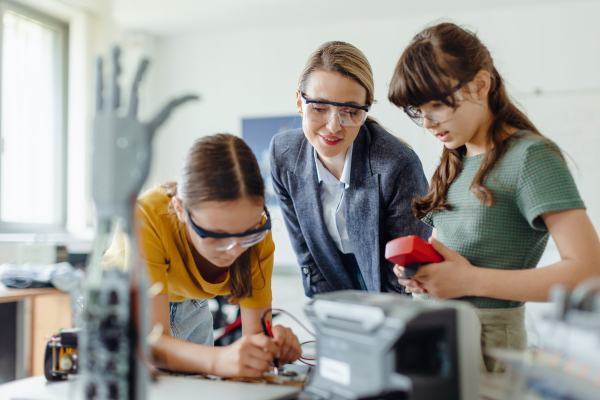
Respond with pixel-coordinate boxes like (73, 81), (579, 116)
(0, 373), (522, 400)
(0, 375), (301, 400)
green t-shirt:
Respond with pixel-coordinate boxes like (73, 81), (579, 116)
(418, 131), (585, 308)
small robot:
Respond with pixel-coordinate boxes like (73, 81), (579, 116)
(44, 328), (80, 381)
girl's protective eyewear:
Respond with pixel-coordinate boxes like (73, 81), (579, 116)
(186, 207), (271, 252)
(403, 81), (466, 127)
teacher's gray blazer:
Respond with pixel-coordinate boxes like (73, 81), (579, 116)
(269, 121), (432, 298)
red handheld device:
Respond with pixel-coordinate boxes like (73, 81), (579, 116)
(385, 235), (443, 278)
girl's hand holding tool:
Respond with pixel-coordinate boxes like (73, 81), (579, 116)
(261, 310), (302, 370)
(211, 333), (278, 378)
(270, 324), (302, 366)
(394, 237), (478, 299)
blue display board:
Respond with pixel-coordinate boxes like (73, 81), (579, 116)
(242, 116), (302, 205)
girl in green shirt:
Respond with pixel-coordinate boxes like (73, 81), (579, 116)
(387, 22), (600, 371)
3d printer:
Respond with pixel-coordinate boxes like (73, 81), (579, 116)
(303, 291), (481, 400)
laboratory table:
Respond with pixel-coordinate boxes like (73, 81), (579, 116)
(0, 375), (301, 400)
(0, 372), (524, 400)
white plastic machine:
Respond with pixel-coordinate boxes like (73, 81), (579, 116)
(303, 291), (481, 400)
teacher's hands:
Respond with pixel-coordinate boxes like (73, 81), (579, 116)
(394, 237), (477, 299)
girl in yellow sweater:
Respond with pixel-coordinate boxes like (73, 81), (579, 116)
(106, 133), (301, 377)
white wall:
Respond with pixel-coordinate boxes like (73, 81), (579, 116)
(142, 0), (600, 268)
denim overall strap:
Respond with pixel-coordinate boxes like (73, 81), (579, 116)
(169, 298), (214, 346)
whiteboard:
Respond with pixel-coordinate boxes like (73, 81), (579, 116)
(521, 91), (600, 232)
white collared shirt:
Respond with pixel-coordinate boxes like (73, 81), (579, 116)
(314, 144), (354, 254)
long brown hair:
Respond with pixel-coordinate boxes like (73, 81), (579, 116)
(162, 133), (265, 304)
(388, 22), (540, 217)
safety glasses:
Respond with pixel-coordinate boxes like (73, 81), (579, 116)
(186, 207), (271, 252)
(403, 81), (466, 127)
(300, 92), (370, 127)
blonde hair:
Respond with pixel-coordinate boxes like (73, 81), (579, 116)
(298, 41), (378, 124)
(297, 41), (414, 150)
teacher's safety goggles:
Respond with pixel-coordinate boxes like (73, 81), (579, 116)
(300, 92), (370, 127)
(186, 207), (271, 252)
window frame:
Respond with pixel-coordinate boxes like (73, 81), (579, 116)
(0, 0), (69, 233)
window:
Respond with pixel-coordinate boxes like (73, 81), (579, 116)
(0, 2), (68, 232)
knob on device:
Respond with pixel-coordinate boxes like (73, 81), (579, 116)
(385, 235), (443, 278)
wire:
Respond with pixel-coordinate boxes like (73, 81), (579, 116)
(300, 340), (315, 346)
(271, 308), (316, 337)
(263, 308), (318, 366)
(297, 358), (315, 367)
(299, 341), (316, 360)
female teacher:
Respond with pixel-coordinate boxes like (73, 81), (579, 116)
(269, 41), (431, 297)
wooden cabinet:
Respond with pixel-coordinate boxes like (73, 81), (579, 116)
(0, 288), (72, 378)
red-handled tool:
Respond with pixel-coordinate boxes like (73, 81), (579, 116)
(385, 235), (443, 279)
(261, 311), (280, 374)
